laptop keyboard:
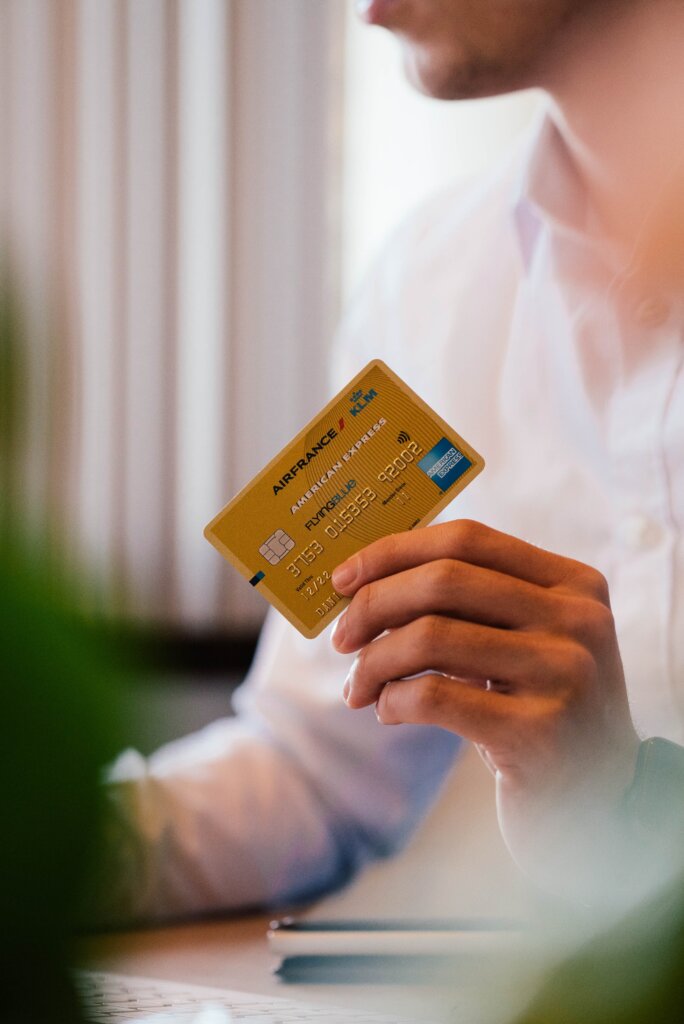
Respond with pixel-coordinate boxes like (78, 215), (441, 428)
(76, 971), (435, 1023)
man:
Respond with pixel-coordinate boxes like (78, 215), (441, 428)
(105, 0), (684, 921)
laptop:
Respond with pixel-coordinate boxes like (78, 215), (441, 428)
(76, 970), (453, 1023)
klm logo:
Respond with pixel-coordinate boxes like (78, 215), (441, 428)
(349, 387), (378, 417)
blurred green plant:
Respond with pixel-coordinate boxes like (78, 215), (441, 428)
(0, 260), (25, 529)
(0, 261), (125, 1023)
(517, 876), (684, 1024)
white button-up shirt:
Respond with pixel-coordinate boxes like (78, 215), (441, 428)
(105, 108), (684, 922)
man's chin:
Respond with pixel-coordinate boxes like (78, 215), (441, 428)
(400, 48), (480, 101)
(401, 44), (533, 101)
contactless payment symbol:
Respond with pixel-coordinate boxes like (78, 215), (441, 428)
(259, 529), (295, 565)
(418, 437), (472, 492)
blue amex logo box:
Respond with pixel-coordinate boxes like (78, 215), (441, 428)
(418, 437), (472, 492)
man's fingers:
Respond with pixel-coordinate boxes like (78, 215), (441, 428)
(375, 673), (510, 744)
(333, 558), (556, 654)
(344, 616), (551, 709)
(332, 519), (607, 599)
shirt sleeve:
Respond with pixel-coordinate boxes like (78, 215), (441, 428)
(623, 737), (684, 880)
(99, 612), (460, 924)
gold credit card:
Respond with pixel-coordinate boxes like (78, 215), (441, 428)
(204, 360), (484, 638)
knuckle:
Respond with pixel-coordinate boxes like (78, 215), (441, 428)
(556, 597), (615, 646)
(556, 641), (597, 685)
(552, 596), (583, 638)
(448, 519), (482, 561)
(412, 675), (446, 720)
(427, 558), (457, 594)
(413, 614), (444, 651)
(585, 601), (616, 645)
(582, 567), (611, 604)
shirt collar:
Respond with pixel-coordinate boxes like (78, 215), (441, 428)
(512, 107), (593, 273)
(511, 108), (684, 323)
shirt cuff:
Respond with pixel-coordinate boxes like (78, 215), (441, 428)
(623, 736), (684, 840)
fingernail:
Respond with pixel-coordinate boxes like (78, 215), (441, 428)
(332, 560), (357, 591)
(343, 676), (351, 704)
(331, 612), (347, 648)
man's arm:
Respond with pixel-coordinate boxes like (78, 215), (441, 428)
(97, 611), (460, 925)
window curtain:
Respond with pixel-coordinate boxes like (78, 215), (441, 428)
(0, 0), (344, 631)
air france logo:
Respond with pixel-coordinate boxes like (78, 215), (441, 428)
(349, 386), (378, 417)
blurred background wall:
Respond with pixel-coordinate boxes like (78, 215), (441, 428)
(0, 0), (539, 647)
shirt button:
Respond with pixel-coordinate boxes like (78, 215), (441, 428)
(617, 514), (663, 550)
(634, 296), (671, 328)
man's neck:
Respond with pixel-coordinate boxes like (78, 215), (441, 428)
(540, 0), (684, 285)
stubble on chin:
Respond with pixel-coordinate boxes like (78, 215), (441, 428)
(400, 40), (537, 101)
(397, 0), (604, 102)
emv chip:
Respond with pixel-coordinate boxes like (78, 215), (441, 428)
(259, 529), (295, 565)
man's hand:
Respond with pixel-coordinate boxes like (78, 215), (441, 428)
(330, 520), (641, 897)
